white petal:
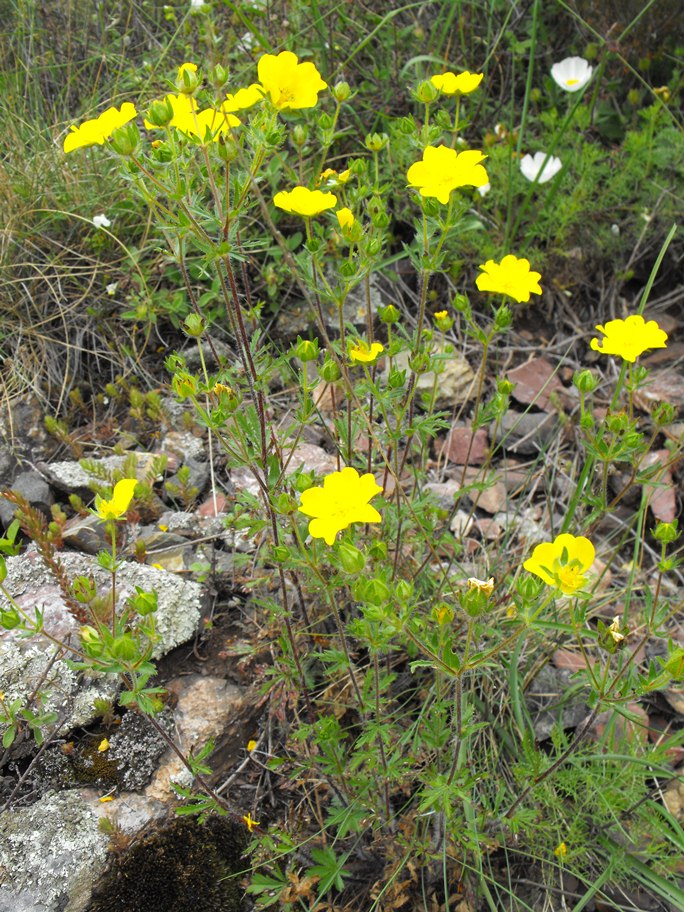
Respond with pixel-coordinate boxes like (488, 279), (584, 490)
(92, 213), (111, 228)
(520, 151), (562, 184)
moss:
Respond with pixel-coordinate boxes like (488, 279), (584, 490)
(87, 815), (248, 912)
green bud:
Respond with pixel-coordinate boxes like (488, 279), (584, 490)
(415, 80), (439, 103)
(183, 313), (205, 338)
(580, 413), (594, 430)
(318, 112), (333, 130)
(664, 646), (684, 680)
(627, 88), (641, 107)
(493, 304), (512, 331)
(319, 357), (341, 383)
(217, 135), (238, 162)
(275, 492), (297, 515)
(1, 607), (21, 630)
(109, 123), (140, 157)
(654, 520), (679, 544)
(364, 132), (389, 152)
(398, 115), (416, 135)
(339, 261), (357, 279)
(379, 304), (400, 324)
(451, 293), (471, 315)
(146, 98), (174, 128)
(421, 197), (440, 218)
(130, 586), (158, 616)
(388, 368), (406, 389)
(395, 579), (413, 601)
(360, 577), (390, 606)
(294, 471), (314, 494)
(433, 312), (454, 332)
(408, 353), (430, 374)
(652, 401), (676, 426)
(172, 371), (198, 400)
(111, 634), (139, 661)
(573, 369), (599, 393)
(364, 237), (383, 257)
(336, 542), (366, 575)
(496, 378), (514, 396)
(271, 545), (289, 563)
(294, 336), (319, 362)
(517, 575), (542, 600)
(211, 63), (229, 89)
(176, 66), (200, 95)
(73, 575), (97, 603)
(606, 412), (628, 433)
(332, 81), (351, 102)
(368, 541), (387, 561)
(80, 625), (104, 657)
(530, 87), (542, 104)
(290, 125), (307, 149)
(459, 587), (489, 618)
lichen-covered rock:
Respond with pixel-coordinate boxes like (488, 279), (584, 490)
(0, 790), (109, 912)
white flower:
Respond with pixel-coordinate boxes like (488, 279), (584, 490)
(520, 151), (562, 184)
(106, 282), (118, 296)
(477, 182), (491, 197)
(92, 213), (111, 229)
(550, 57), (593, 92)
(190, 0), (205, 8)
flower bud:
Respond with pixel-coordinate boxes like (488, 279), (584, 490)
(109, 123), (140, 156)
(294, 471), (315, 494)
(652, 401), (676, 426)
(368, 541), (387, 561)
(573, 369), (599, 393)
(146, 98), (174, 128)
(172, 371), (198, 400)
(387, 368), (406, 389)
(627, 88), (641, 107)
(493, 303), (512, 331)
(1, 607), (21, 630)
(292, 124), (308, 147)
(433, 310), (454, 332)
(415, 80), (439, 103)
(332, 81), (351, 102)
(364, 132), (389, 152)
(275, 492), (297, 515)
(294, 336), (320, 362)
(211, 64), (229, 89)
(336, 542), (366, 575)
(379, 304), (400, 324)
(130, 586), (158, 616)
(176, 63), (200, 95)
(183, 313), (206, 338)
(217, 135), (238, 162)
(654, 86), (671, 103)
(80, 625), (104, 657)
(451, 293), (471, 316)
(73, 575), (97, 603)
(395, 579), (413, 602)
(111, 634), (138, 661)
(319, 357), (341, 383)
(271, 545), (289, 562)
(654, 520), (679, 544)
(318, 112), (333, 130)
(360, 577), (390, 606)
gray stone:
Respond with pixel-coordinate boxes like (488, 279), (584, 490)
(0, 548), (204, 659)
(0, 471), (54, 528)
(391, 347), (476, 409)
(39, 454), (160, 495)
(160, 430), (206, 463)
(163, 456), (209, 503)
(526, 664), (589, 740)
(62, 515), (108, 554)
(0, 790), (108, 911)
(493, 410), (559, 455)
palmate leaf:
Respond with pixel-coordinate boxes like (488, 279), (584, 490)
(308, 845), (351, 897)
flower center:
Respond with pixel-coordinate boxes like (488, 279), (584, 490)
(555, 562), (585, 593)
(565, 78), (579, 86)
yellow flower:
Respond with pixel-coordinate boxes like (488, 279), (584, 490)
(434, 310), (448, 320)
(99, 795), (114, 803)
(523, 533), (595, 595)
(247, 739), (258, 752)
(98, 738), (110, 753)
(222, 84), (264, 113)
(431, 71), (484, 95)
(336, 207), (355, 230)
(273, 186), (337, 217)
(178, 62), (197, 78)
(407, 145), (489, 204)
(95, 478), (138, 521)
(349, 341), (384, 364)
(257, 51), (327, 110)
(298, 466), (383, 546)
(242, 812), (259, 832)
(144, 94), (239, 139)
(590, 315), (668, 363)
(476, 255), (542, 303)
(554, 842), (568, 858)
(320, 167), (351, 185)
(64, 102), (137, 153)
(467, 576), (495, 596)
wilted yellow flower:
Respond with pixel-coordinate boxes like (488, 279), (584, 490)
(95, 478), (138, 521)
(222, 84), (264, 112)
(523, 533), (595, 595)
(257, 51), (327, 110)
(298, 466), (383, 546)
(407, 145), (489, 204)
(64, 103), (137, 153)
(608, 616), (625, 644)
(242, 812), (259, 832)
(476, 255), (542, 304)
(554, 842), (568, 858)
(247, 739), (258, 752)
(467, 576), (495, 596)
(336, 207), (355, 230)
(431, 70), (484, 95)
(349, 341), (384, 364)
(590, 315), (668, 363)
(273, 186), (337, 217)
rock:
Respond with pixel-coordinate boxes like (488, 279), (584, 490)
(526, 664), (589, 740)
(424, 480), (461, 510)
(0, 549), (204, 658)
(145, 675), (246, 801)
(163, 457), (210, 504)
(0, 471), (54, 528)
(0, 790), (109, 912)
(493, 410), (559, 455)
(391, 347), (475, 409)
(39, 454), (161, 496)
(0, 395), (54, 488)
(197, 493), (229, 516)
(642, 449), (677, 523)
(493, 507), (547, 544)
(663, 776), (684, 822)
(507, 357), (567, 411)
(438, 426), (489, 465)
(464, 476), (507, 514)
(80, 787), (167, 835)
(449, 510), (473, 537)
(160, 430), (206, 463)
(181, 339), (235, 372)
(62, 515), (109, 554)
